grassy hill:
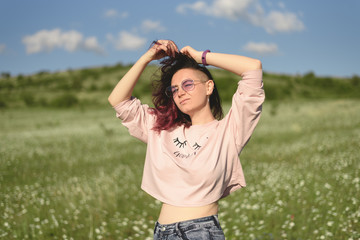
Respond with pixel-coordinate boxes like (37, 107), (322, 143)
(0, 63), (359, 109)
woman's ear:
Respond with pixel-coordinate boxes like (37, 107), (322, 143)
(206, 80), (214, 95)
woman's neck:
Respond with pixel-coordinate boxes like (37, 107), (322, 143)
(189, 105), (215, 125)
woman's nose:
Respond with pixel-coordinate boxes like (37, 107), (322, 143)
(177, 87), (186, 96)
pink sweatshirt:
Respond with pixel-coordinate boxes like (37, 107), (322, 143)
(114, 69), (264, 207)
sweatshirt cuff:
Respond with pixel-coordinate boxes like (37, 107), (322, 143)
(240, 69), (263, 88)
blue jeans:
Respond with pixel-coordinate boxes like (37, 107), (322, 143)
(153, 215), (225, 240)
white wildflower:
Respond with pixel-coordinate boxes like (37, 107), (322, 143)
(132, 226), (140, 232)
(289, 222), (295, 229)
(327, 221), (334, 227)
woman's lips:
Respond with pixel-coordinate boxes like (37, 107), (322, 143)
(180, 98), (190, 105)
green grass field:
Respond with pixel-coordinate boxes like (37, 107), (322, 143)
(1, 99), (359, 239)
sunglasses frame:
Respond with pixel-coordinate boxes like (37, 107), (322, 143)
(165, 79), (207, 98)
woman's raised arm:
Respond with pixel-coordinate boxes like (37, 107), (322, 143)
(180, 46), (262, 76)
(108, 40), (178, 107)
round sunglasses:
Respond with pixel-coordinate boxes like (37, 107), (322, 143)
(165, 79), (207, 98)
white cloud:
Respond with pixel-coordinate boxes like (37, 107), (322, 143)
(83, 37), (104, 54)
(177, 0), (255, 20)
(104, 9), (128, 19)
(278, 2), (285, 9)
(107, 31), (146, 51)
(141, 20), (166, 33)
(177, 1), (209, 14)
(22, 29), (105, 55)
(261, 11), (305, 34)
(243, 42), (278, 55)
(177, 0), (305, 33)
(212, 0), (254, 20)
(0, 44), (6, 54)
(105, 9), (118, 18)
(59, 30), (83, 52)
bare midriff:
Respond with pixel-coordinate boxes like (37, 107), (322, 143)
(157, 201), (219, 224)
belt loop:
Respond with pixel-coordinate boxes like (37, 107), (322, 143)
(154, 221), (159, 235)
(175, 222), (189, 240)
(212, 215), (221, 229)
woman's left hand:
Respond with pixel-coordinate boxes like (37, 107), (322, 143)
(180, 46), (203, 64)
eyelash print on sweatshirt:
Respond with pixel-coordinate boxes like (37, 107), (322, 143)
(173, 138), (187, 148)
(193, 143), (201, 150)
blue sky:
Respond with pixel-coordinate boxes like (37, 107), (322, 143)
(0, 0), (359, 77)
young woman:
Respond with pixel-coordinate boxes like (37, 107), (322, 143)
(108, 40), (264, 239)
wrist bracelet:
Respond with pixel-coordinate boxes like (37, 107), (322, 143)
(202, 50), (211, 66)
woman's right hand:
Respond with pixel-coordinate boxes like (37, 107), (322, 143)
(142, 40), (179, 63)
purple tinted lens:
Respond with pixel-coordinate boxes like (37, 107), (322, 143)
(165, 86), (173, 97)
(182, 80), (194, 91)
(172, 87), (178, 94)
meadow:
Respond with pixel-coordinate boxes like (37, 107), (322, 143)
(0, 65), (359, 239)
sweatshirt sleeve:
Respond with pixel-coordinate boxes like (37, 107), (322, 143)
(113, 97), (154, 143)
(227, 69), (265, 152)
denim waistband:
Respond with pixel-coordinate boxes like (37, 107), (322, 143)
(154, 215), (221, 235)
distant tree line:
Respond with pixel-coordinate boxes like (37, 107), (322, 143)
(0, 65), (359, 109)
